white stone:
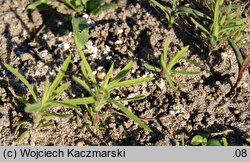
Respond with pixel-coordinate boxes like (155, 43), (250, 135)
(156, 78), (165, 90)
(117, 28), (124, 34)
(84, 40), (98, 57)
(58, 42), (70, 51)
(104, 45), (111, 54)
(106, 55), (112, 60)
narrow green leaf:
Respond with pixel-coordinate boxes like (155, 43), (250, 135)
(165, 74), (178, 92)
(73, 76), (93, 95)
(177, 8), (211, 20)
(42, 112), (73, 121)
(213, 0), (222, 36)
(72, 17), (98, 90)
(16, 95), (29, 105)
(226, 2), (232, 15)
(15, 130), (29, 144)
(166, 46), (189, 71)
(107, 78), (154, 91)
(190, 18), (210, 35)
(90, 3), (118, 15)
(236, 18), (247, 25)
(4, 64), (38, 102)
(173, 70), (200, 75)
(219, 0), (224, 6)
(25, 0), (48, 11)
(150, 0), (169, 16)
(80, 61), (88, 79)
(42, 77), (50, 104)
(172, 0), (177, 11)
(108, 99), (152, 132)
(233, 53), (250, 89)
(233, 34), (243, 44)
(228, 39), (243, 66)
(79, 61), (96, 94)
(220, 15), (226, 26)
(161, 53), (168, 71)
(144, 64), (161, 72)
(46, 55), (71, 102)
(101, 63), (114, 89)
(62, 97), (95, 105)
(218, 25), (242, 34)
(14, 121), (31, 135)
(163, 38), (169, 64)
(110, 60), (135, 84)
(25, 103), (42, 113)
(46, 101), (80, 111)
(50, 81), (71, 100)
(37, 122), (54, 130)
(227, 11), (240, 20)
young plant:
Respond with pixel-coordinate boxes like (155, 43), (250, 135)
(145, 39), (199, 92)
(191, 134), (228, 146)
(150, 0), (210, 29)
(71, 17), (154, 131)
(61, 0), (118, 15)
(4, 55), (92, 144)
(190, 0), (248, 50)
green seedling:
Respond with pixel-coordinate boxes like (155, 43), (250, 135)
(150, 0), (210, 29)
(4, 55), (92, 144)
(190, 0), (248, 50)
(71, 17), (154, 131)
(191, 134), (228, 146)
(145, 39), (199, 92)
(61, 0), (118, 15)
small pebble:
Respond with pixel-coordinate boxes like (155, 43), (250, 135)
(84, 40), (98, 56)
(115, 40), (123, 45)
(117, 28), (123, 34)
(233, 110), (241, 115)
(155, 78), (165, 91)
(106, 55), (112, 60)
(58, 42), (70, 51)
(96, 66), (106, 80)
(104, 45), (111, 54)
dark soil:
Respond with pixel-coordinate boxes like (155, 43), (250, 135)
(0, 0), (249, 146)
